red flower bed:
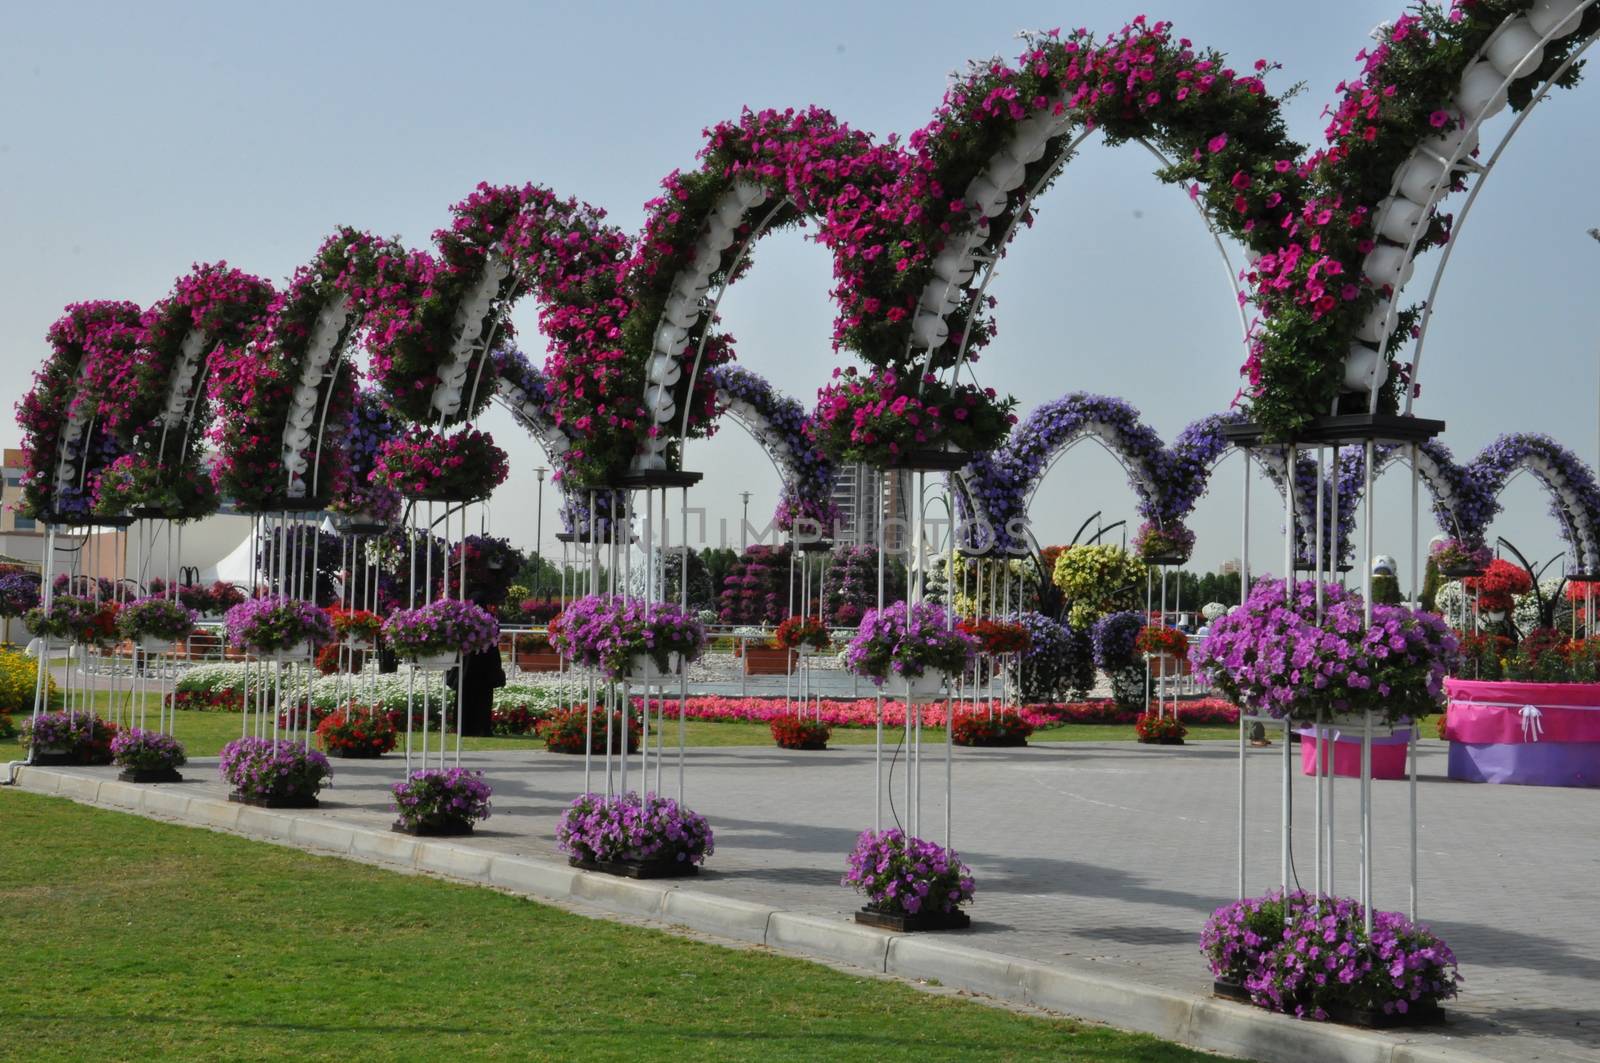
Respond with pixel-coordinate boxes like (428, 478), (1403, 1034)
(635, 695), (1239, 729)
(950, 711), (1032, 747)
(770, 715), (830, 750)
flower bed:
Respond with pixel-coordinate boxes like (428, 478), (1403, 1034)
(557, 791), (713, 876)
(844, 829), (974, 930)
(315, 707), (398, 758)
(1202, 892), (1459, 1024)
(110, 728), (187, 782)
(391, 768), (492, 835)
(770, 716), (830, 750)
(219, 737), (331, 807)
(950, 711), (1032, 748)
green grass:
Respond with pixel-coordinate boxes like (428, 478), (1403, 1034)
(0, 790), (1226, 1062)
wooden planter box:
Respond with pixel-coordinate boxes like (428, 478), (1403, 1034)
(743, 646), (793, 676)
(514, 651), (563, 673)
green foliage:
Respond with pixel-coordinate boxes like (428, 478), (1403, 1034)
(1051, 545), (1147, 628)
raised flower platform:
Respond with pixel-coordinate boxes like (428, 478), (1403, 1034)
(1294, 725), (1413, 780)
(1444, 677), (1600, 788)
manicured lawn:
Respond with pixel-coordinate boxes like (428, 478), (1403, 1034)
(0, 790), (1225, 1062)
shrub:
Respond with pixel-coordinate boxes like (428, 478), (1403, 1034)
(842, 829), (974, 916)
(391, 768), (492, 829)
(1134, 713), (1187, 742)
(0, 650), (56, 714)
(537, 706), (640, 754)
(315, 707), (398, 756)
(219, 737), (331, 801)
(556, 791), (713, 866)
(110, 728), (187, 772)
(770, 716), (830, 749)
(950, 711), (1032, 746)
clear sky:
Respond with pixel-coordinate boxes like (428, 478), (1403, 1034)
(3, 1), (1596, 587)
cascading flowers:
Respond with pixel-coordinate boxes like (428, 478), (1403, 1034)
(843, 602), (977, 686)
(224, 596), (335, 656)
(809, 366), (1015, 467)
(372, 426), (508, 503)
(382, 598), (500, 660)
(549, 595), (706, 680)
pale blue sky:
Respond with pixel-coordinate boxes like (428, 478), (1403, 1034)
(3, 1), (1596, 583)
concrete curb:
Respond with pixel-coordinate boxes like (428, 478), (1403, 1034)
(9, 766), (1500, 1063)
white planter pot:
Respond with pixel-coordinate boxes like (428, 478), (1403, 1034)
(902, 670), (950, 701)
(343, 637), (376, 654)
(411, 650), (460, 671)
(1373, 196), (1427, 243)
(625, 651), (683, 686)
(1529, 0), (1584, 39)
(1483, 610), (1507, 623)
(1487, 19), (1545, 80)
(910, 311), (949, 349)
(1362, 243), (1415, 289)
(266, 641), (313, 663)
(1342, 344), (1389, 393)
(1455, 62), (1508, 121)
(1395, 155), (1449, 206)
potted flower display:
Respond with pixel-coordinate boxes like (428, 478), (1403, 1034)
(224, 596), (334, 661)
(1134, 712), (1188, 745)
(19, 710), (117, 766)
(372, 426), (509, 503)
(1136, 623), (1191, 679)
(844, 828), (975, 932)
(1204, 893), (1460, 1026)
(315, 705), (398, 758)
(110, 727), (187, 783)
(556, 791), (714, 878)
(1132, 521), (1196, 566)
(843, 602), (977, 699)
(770, 715), (831, 750)
(774, 615), (830, 656)
(1431, 537), (1492, 579)
(950, 711), (1033, 747)
(115, 595), (198, 654)
(549, 594), (706, 684)
(330, 608), (383, 652)
(381, 598), (499, 670)
(219, 736), (332, 807)
(958, 617), (1032, 656)
(1463, 559), (1531, 622)
(390, 767), (492, 836)
(538, 706), (640, 755)
(24, 594), (107, 646)
(1192, 578), (1456, 725)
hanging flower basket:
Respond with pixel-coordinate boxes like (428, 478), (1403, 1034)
(224, 596), (333, 659)
(774, 615), (830, 654)
(549, 595), (706, 681)
(1132, 521), (1196, 566)
(372, 426), (509, 503)
(844, 602), (975, 696)
(116, 596), (198, 653)
(382, 598), (497, 669)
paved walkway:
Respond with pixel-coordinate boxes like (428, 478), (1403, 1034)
(17, 736), (1600, 1062)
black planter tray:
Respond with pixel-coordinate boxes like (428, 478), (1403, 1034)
(885, 448), (973, 472)
(1220, 413), (1446, 448)
(1437, 564), (1486, 579)
(569, 856), (700, 880)
(613, 468), (705, 489)
(229, 791), (320, 809)
(955, 735), (1028, 748)
(1213, 978), (1252, 1002)
(774, 741), (830, 751)
(28, 750), (79, 766)
(1138, 736), (1186, 746)
(855, 906), (972, 932)
(118, 768), (183, 784)
(1330, 1002), (1446, 1029)
(1142, 554), (1191, 567)
(392, 818), (473, 837)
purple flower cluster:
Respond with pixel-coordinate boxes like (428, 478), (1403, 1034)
(842, 829), (974, 916)
(391, 767), (492, 827)
(224, 596), (334, 655)
(556, 790), (713, 866)
(110, 728), (187, 772)
(1430, 536), (1492, 574)
(331, 389), (403, 522)
(0, 573), (40, 618)
(115, 595), (198, 642)
(1192, 577), (1457, 723)
(706, 364), (840, 534)
(19, 711), (83, 751)
(382, 598), (500, 658)
(843, 601), (976, 686)
(550, 595), (706, 680)
(1205, 893), (1460, 1021)
(218, 736), (332, 801)
(1007, 611), (1096, 702)
(818, 545), (906, 628)
(1091, 611), (1146, 673)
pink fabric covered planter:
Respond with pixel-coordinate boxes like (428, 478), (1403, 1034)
(1296, 728), (1412, 780)
(1444, 677), (1600, 787)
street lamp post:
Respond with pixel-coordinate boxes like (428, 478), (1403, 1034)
(740, 491), (752, 550)
(534, 466), (547, 598)
(1589, 229), (1599, 475)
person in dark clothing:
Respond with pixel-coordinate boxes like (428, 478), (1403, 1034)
(452, 645), (506, 738)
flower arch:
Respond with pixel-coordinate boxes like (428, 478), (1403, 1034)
(703, 364), (839, 534)
(622, 108), (900, 474)
(208, 228), (390, 512)
(1243, 1), (1599, 434)
(17, 300), (143, 523)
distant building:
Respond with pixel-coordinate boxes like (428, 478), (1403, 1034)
(828, 464), (908, 553)
(0, 448), (45, 565)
